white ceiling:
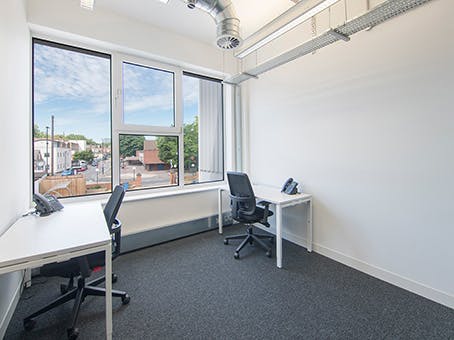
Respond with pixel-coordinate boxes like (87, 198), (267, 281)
(95, 0), (296, 45)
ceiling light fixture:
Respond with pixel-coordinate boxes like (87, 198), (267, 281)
(80, 0), (95, 10)
(157, 0), (170, 3)
(235, 0), (341, 58)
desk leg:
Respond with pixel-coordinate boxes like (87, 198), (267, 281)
(218, 189), (223, 234)
(276, 205), (283, 268)
(307, 199), (313, 252)
(24, 268), (32, 288)
(105, 242), (112, 340)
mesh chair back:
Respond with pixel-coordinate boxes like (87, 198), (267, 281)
(103, 185), (125, 233)
(227, 172), (256, 219)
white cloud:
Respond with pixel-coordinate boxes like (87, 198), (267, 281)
(122, 62), (175, 114)
(34, 44), (110, 104)
(124, 94), (174, 112)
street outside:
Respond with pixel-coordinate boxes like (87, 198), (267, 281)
(83, 160), (112, 184)
(81, 161), (173, 188)
(120, 164), (174, 188)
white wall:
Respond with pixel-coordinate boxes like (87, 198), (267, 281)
(244, 0), (454, 308)
(0, 0), (31, 335)
(120, 190), (226, 236)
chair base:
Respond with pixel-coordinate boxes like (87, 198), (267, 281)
(60, 273), (118, 294)
(24, 276), (129, 339)
(224, 225), (274, 259)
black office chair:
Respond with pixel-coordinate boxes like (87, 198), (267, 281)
(23, 185), (130, 339)
(224, 172), (274, 259)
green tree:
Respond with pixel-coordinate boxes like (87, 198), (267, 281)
(183, 117), (198, 170)
(66, 133), (96, 145)
(33, 126), (98, 145)
(156, 116), (199, 169)
(73, 150), (95, 162)
(119, 135), (145, 157)
(156, 136), (178, 167)
(33, 124), (46, 138)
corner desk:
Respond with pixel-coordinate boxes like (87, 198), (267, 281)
(0, 202), (113, 339)
(218, 185), (313, 268)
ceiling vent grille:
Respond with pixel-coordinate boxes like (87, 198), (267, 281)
(182, 0), (242, 50)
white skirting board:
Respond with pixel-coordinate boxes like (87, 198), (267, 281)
(0, 274), (23, 339)
(283, 230), (454, 310)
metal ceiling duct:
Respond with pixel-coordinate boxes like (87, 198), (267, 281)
(224, 0), (434, 85)
(182, 0), (242, 50)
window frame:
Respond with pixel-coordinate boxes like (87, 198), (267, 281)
(118, 133), (180, 191)
(31, 36), (226, 200)
(182, 71), (225, 186)
(112, 54), (184, 191)
(31, 37), (113, 199)
(115, 54), (182, 134)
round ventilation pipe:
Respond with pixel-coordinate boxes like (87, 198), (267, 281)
(182, 0), (242, 50)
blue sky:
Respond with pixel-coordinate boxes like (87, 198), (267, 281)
(34, 43), (199, 143)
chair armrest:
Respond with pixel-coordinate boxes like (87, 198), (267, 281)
(229, 195), (251, 202)
(111, 218), (122, 234)
(111, 219), (122, 258)
(230, 195), (256, 216)
(257, 201), (271, 227)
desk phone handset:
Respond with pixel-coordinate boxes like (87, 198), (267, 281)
(33, 193), (64, 216)
(281, 178), (299, 195)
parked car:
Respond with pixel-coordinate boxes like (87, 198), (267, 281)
(61, 168), (76, 176)
(71, 160), (88, 172)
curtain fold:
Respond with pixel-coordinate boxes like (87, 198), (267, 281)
(198, 80), (223, 182)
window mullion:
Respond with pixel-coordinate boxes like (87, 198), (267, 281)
(111, 53), (122, 188)
(175, 68), (184, 188)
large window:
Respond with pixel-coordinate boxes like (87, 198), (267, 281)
(32, 40), (224, 197)
(32, 39), (112, 198)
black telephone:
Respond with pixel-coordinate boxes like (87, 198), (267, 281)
(33, 193), (64, 216)
(281, 178), (299, 195)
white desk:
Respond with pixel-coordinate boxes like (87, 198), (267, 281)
(0, 202), (113, 339)
(218, 185), (313, 268)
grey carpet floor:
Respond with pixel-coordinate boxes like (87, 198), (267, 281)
(5, 224), (454, 339)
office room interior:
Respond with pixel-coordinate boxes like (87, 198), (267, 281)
(1, 0), (453, 339)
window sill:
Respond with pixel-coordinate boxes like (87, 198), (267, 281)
(62, 181), (227, 206)
(122, 182), (226, 203)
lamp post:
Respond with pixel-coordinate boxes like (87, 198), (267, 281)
(132, 167), (136, 181)
(96, 168), (99, 184)
(51, 115), (55, 176)
(45, 126), (50, 175)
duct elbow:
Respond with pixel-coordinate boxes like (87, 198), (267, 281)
(181, 0), (242, 50)
(214, 2), (241, 49)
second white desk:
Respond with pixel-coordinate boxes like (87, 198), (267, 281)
(218, 184), (313, 268)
